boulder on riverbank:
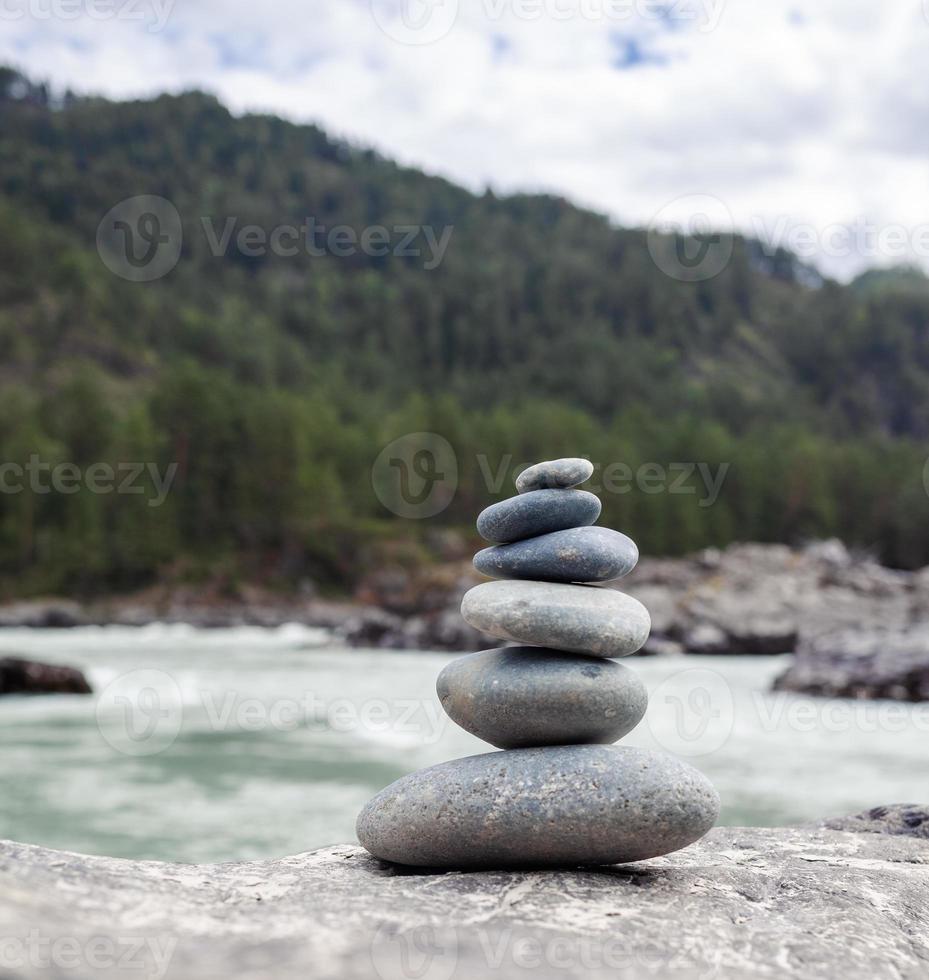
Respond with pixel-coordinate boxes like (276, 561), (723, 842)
(620, 539), (915, 655)
(0, 657), (92, 696)
(0, 809), (926, 980)
(773, 628), (929, 701)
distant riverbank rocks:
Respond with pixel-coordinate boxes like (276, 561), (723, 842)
(3, 538), (929, 701)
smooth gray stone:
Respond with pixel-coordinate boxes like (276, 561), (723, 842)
(516, 457), (594, 494)
(476, 489), (601, 544)
(356, 745), (719, 868)
(474, 526), (639, 583)
(437, 646), (648, 748)
(460, 580), (650, 657)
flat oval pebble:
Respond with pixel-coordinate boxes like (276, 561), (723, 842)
(476, 489), (601, 544)
(356, 745), (719, 868)
(461, 580), (650, 658)
(437, 646), (647, 748)
(474, 526), (639, 583)
(516, 457), (593, 494)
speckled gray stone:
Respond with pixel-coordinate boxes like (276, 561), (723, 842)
(476, 489), (601, 544)
(437, 646), (648, 748)
(461, 580), (650, 657)
(516, 457), (594, 494)
(474, 526), (639, 583)
(356, 744), (719, 868)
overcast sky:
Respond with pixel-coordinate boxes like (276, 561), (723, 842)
(3, 0), (929, 280)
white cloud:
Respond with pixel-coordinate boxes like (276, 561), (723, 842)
(2, 0), (929, 279)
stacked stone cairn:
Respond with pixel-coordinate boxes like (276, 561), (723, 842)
(357, 457), (719, 869)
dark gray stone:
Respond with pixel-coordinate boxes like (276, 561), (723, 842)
(0, 657), (92, 696)
(516, 457), (594, 493)
(477, 489), (601, 544)
(474, 526), (638, 583)
(821, 804), (929, 839)
(436, 646), (648, 748)
(2, 817), (928, 980)
(461, 580), (650, 658)
(356, 745), (719, 869)
(773, 627), (929, 701)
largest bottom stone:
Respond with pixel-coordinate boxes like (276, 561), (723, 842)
(356, 745), (719, 869)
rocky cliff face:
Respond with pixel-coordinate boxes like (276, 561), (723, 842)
(0, 809), (927, 980)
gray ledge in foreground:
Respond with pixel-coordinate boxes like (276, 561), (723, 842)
(1, 809), (928, 980)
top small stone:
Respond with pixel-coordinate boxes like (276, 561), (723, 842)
(516, 458), (593, 494)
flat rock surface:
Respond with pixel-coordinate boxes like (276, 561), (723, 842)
(1, 817), (928, 980)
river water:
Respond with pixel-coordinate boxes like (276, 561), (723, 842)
(1, 626), (925, 863)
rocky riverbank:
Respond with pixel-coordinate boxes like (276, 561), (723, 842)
(3, 539), (929, 700)
(0, 539), (916, 647)
(1, 806), (926, 980)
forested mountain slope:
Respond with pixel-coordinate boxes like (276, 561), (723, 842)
(1, 67), (928, 595)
